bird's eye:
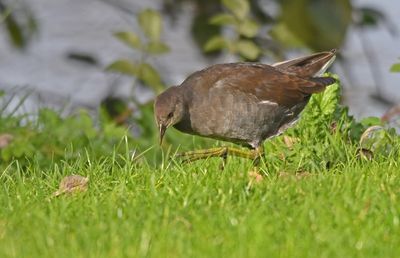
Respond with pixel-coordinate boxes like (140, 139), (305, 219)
(167, 112), (173, 119)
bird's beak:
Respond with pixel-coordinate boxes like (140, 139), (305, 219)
(159, 124), (167, 145)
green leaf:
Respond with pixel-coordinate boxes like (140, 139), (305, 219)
(269, 23), (305, 48)
(360, 116), (382, 127)
(137, 63), (164, 93)
(204, 36), (228, 52)
(238, 19), (259, 38)
(357, 7), (386, 27)
(114, 31), (141, 49)
(390, 63), (400, 73)
(209, 14), (237, 26)
(146, 41), (170, 55)
(222, 0), (250, 20)
(279, 0), (352, 51)
(138, 9), (163, 42)
(106, 60), (137, 76)
(319, 83), (340, 115)
(236, 40), (261, 60)
(191, 12), (222, 49)
(5, 13), (25, 48)
(2, 6), (38, 49)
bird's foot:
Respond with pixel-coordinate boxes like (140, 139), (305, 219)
(175, 146), (264, 168)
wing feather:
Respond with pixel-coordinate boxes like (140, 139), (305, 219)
(204, 63), (332, 107)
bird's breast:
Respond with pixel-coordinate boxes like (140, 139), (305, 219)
(179, 88), (289, 146)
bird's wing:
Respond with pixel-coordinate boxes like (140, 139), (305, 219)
(210, 63), (334, 108)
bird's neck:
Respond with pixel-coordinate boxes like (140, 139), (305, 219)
(169, 86), (193, 134)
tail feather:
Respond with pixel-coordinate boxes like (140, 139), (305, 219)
(309, 77), (336, 86)
(298, 76), (336, 94)
(273, 49), (337, 78)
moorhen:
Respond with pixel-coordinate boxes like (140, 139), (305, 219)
(154, 50), (337, 163)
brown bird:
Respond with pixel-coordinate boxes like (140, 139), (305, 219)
(154, 50), (337, 163)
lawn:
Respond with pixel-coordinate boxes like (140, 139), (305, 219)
(1, 155), (399, 258)
(1, 82), (400, 257)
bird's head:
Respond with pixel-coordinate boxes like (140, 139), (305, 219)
(154, 86), (184, 145)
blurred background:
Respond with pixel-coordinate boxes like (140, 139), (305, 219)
(0, 0), (399, 121)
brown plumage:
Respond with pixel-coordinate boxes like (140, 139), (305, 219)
(154, 50), (336, 151)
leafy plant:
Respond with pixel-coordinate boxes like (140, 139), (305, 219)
(264, 75), (397, 172)
(390, 59), (400, 73)
(271, 0), (352, 51)
(0, 0), (38, 49)
(107, 9), (170, 97)
(204, 0), (262, 60)
(103, 8), (175, 155)
(0, 102), (138, 168)
(201, 0), (355, 60)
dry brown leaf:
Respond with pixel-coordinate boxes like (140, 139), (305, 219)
(52, 175), (89, 197)
(295, 171), (311, 179)
(278, 152), (286, 160)
(283, 136), (298, 149)
(357, 148), (373, 161)
(279, 171), (311, 180)
(278, 171), (291, 178)
(0, 134), (13, 149)
(330, 122), (338, 134)
(248, 169), (263, 184)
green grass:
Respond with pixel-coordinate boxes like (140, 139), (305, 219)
(1, 81), (399, 257)
(1, 153), (400, 258)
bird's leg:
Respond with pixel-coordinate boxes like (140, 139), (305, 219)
(220, 149), (228, 170)
(176, 147), (230, 163)
(176, 146), (264, 164)
(247, 146), (265, 182)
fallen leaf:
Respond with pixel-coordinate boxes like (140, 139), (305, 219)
(248, 169), (263, 184)
(295, 171), (311, 179)
(357, 148), (373, 161)
(0, 134), (13, 149)
(52, 175), (89, 197)
(330, 122), (337, 134)
(279, 171), (311, 180)
(283, 136), (298, 149)
(278, 171), (291, 178)
(278, 152), (286, 160)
